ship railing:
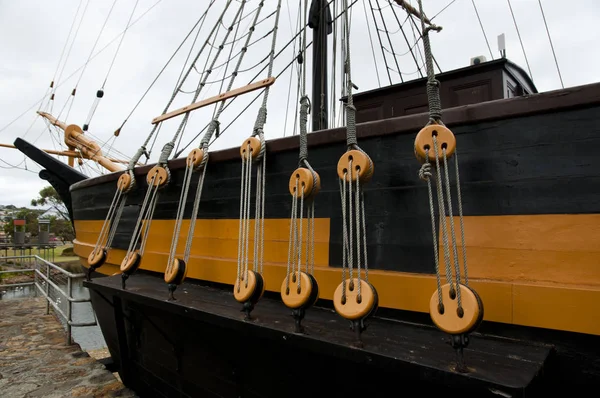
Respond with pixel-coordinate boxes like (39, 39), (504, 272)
(0, 254), (97, 344)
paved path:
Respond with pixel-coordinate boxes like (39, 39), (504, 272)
(0, 297), (136, 397)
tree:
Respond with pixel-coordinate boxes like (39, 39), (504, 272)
(31, 186), (69, 220)
(2, 208), (42, 241)
(48, 215), (75, 242)
(30, 186), (75, 243)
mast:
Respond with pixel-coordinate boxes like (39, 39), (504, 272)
(308, 0), (332, 132)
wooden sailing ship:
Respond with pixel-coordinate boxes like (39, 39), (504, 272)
(7, 0), (600, 396)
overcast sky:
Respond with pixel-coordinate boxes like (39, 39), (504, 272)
(1, 0), (599, 208)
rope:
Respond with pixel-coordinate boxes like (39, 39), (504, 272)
(159, 0), (244, 166)
(118, 1), (214, 137)
(470, 0), (493, 60)
(102, 0), (140, 88)
(163, 3), (263, 277)
(418, 155), (443, 306)
(200, 1), (265, 148)
(432, 136), (456, 298)
(416, 0), (443, 125)
(507, 0), (533, 79)
(342, 0), (357, 148)
(537, 0), (563, 88)
(252, 0), (282, 137)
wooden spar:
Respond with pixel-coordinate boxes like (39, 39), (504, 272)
(151, 77), (276, 125)
(393, 0), (434, 26)
(0, 143), (131, 165)
(37, 111), (124, 173)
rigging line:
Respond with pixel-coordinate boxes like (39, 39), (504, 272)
(21, 112), (41, 141)
(431, 0), (456, 21)
(282, 0), (301, 138)
(161, 0), (243, 160)
(209, 40), (315, 148)
(50, 0), (90, 109)
(189, 38), (314, 154)
(75, 0), (119, 89)
(212, 5), (245, 119)
(51, 0), (84, 83)
(177, 0), (357, 155)
(470, 0), (493, 60)
(0, 157), (26, 169)
(537, 0), (563, 88)
(101, 0), (140, 88)
(201, 28), (275, 83)
(212, 9), (276, 49)
(199, 0), (266, 150)
(0, 0), (163, 136)
(118, 1), (214, 131)
(178, 7), (210, 86)
(368, 0), (392, 85)
(382, 39), (424, 57)
(43, 0), (84, 112)
(363, 0), (381, 87)
(406, 6), (442, 74)
(0, 159), (38, 174)
(506, 0), (533, 79)
(298, 0), (308, 133)
(375, 0), (403, 83)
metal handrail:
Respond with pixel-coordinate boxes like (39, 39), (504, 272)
(0, 254), (97, 344)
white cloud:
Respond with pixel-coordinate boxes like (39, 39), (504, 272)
(0, 0), (598, 207)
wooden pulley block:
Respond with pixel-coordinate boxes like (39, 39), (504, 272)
(288, 168), (321, 199)
(87, 248), (107, 267)
(234, 270), (264, 304)
(337, 149), (374, 183)
(117, 172), (133, 192)
(429, 283), (482, 335)
(120, 252), (141, 273)
(333, 278), (377, 320)
(414, 124), (456, 164)
(146, 165), (169, 187)
(186, 148), (205, 169)
(164, 258), (188, 285)
(280, 271), (320, 309)
(239, 136), (261, 161)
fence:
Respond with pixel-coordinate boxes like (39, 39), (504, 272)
(0, 255), (97, 344)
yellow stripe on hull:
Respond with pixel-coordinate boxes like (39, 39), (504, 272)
(73, 215), (600, 336)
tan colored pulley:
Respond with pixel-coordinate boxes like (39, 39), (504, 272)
(429, 283), (481, 335)
(280, 272), (316, 309)
(186, 148), (205, 168)
(87, 248), (106, 267)
(288, 168), (321, 199)
(146, 166), (169, 187)
(337, 149), (374, 183)
(117, 173), (133, 192)
(239, 137), (261, 161)
(120, 252), (141, 273)
(164, 258), (188, 285)
(414, 124), (456, 164)
(234, 270), (258, 303)
(333, 278), (376, 320)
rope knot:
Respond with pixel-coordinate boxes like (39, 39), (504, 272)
(128, 146), (147, 170)
(253, 106), (268, 134)
(209, 118), (220, 134)
(158, 142), (175, 165)
(418, 162), (433, 181)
